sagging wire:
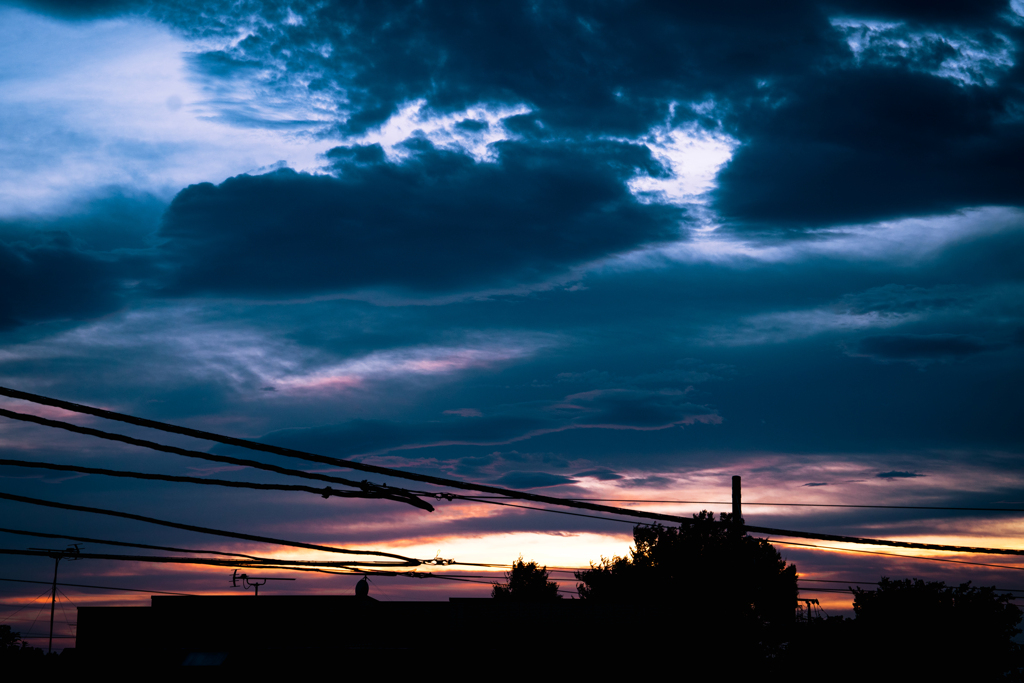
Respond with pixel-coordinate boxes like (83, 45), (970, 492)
(0, 406), (433, 512)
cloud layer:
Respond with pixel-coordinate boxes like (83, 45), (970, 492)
(159, 139), (680, 296)
(0, 0), (1022, 617)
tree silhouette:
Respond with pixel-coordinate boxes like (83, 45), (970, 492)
(0, 625), (22, 653)
(492, 557), (561, 601)
(575, 512), (797, 649)
(852, 577), (1022, 679)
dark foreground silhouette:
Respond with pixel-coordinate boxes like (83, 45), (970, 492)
(787, 576), (1023, 680)
(490, 513), (1024, 680)
(491, 556), (561, 601)
(490, 512), (798, 672)
(5, 513), (1022, 676)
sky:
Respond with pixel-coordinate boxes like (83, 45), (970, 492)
(1, 0), (1023, 645)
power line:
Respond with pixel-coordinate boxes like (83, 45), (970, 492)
(0, 586), (53, 623)
(0, 526), (268, 561)
(0, 577), (193, 596)
(529, 498), (1024, 513)
(0, 537), (469, 572)
(766, 538), (1024, 571)
(0, 390), (698, 525)
(464, 494), (1024, 557)
(0, 548), (421, 569)
(457, 495), (641, 525)
(456, 495), (1024, 558)
(0, 489), (421, 565)
(0, 407), (432, 512)
(0, 457), (421, 504)
(744, 522), (1024, 557)
(0, 553), (478, 592)
(797, 578), (1024, 594)
(0, 525), (478, 576)
(4, 387), (1024, 561)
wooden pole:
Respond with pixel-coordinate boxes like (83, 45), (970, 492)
(48, 555), (60, 654)
(732, 475), (742, 523)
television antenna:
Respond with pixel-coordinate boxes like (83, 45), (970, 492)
(230, 569), (295, 596)
(28, 544), (81, 654)
(799, 598), (824, 623)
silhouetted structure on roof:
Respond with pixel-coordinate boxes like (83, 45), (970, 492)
(76, 594), (679, 671)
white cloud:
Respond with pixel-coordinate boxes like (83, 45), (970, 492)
(703, 309), (913, 347)
(347, 99), (532, 163)
(277, 335), (554, 393)
(0, 306), (556, 396)
(614, 206), (1024, 269)
(283, 8), (305, 27)
(0, 7), (542, 219)
(0, 7), (338, 218)
(830, 17), (1016, 86)
(627, 117), (738, 207)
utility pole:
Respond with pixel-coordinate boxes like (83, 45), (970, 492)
(29, 544), (80, 654)
(732, 475), (742, 523)
(49, 554), (59, 653)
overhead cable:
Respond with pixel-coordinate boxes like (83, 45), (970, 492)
(0, 489), (420, 565)
(456, 495), (640, 525)
(458, 494), (1024, 558)
(0, 525), (266, 560)
(0, 408), (432, 511)
(744, 523), (1024, 557)
(537, 498), (1024, 513)
(3, 387), (1023, 559)
(0, 457), (416, 504)
(766, 538), (1024, 571)
(0, 548), (417, 568)
(0, 388), (696, 525)
(0, 577), (192, 596)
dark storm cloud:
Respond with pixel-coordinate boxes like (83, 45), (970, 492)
(158, 139), (680, 296)
(0, 236), (130, 330)
(1, 192), (165, 252)
(491, 471), (577, 489)
(164, 0), (841, 137)
(3, 0), (1024, 612)
(877, 470), (925, 478)
(573, 468), (624, 481)
(618, 475), (675, 488)
(0, 193), (160, 331)
(856, 333), (993, 363)
(829, 20), (1014, 85)
(150, 0), (1024, 235)
(715, 68), (1024, 229)
(825, 0), (1009, 24)
(19, 0), (1022, 239)
(927, 222), (1024, 285)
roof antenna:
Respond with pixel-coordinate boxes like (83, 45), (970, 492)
(29, 543), (81, 655)
(230, 569), (295, 596)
